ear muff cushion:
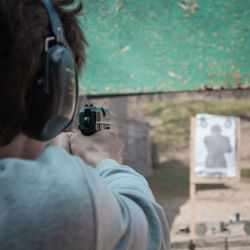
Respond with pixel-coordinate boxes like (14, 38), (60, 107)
(48, 45), (78, 120)
(24, 45), (78, 141)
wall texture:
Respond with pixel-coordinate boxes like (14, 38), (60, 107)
(78, 0), (250, 95)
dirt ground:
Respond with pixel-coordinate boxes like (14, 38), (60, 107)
(170, 181), (250, 249)
(149, 172), (250, 250)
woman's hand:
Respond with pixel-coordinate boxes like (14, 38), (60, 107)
(70, 130), (124, 167)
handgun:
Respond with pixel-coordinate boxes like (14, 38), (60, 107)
(78, 104), (111, 135)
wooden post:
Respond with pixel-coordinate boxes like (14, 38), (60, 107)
(236, 118), (241, 182)
(190, 182), (196, 242)
(189, 117), (196, 242)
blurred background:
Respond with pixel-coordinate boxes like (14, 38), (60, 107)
(73, 0), (250, 249)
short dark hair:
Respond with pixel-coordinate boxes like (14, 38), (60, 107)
(0, 0), (88, 145)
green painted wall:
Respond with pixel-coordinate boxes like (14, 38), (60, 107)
(78, 0), (250, 96)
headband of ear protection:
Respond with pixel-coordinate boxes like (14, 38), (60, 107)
(23, 0), (78, 141)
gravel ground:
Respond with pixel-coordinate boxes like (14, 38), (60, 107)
(151, 176), (250, 249)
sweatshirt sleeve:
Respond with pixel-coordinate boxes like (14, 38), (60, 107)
(83, 159), (170, 250)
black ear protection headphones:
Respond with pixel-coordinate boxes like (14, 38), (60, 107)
(23, 0), (78, 141)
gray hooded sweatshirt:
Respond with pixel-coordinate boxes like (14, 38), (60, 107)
(0, 146), (170, 250)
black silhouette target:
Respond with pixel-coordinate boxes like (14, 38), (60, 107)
(194, 114), (236, 178)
